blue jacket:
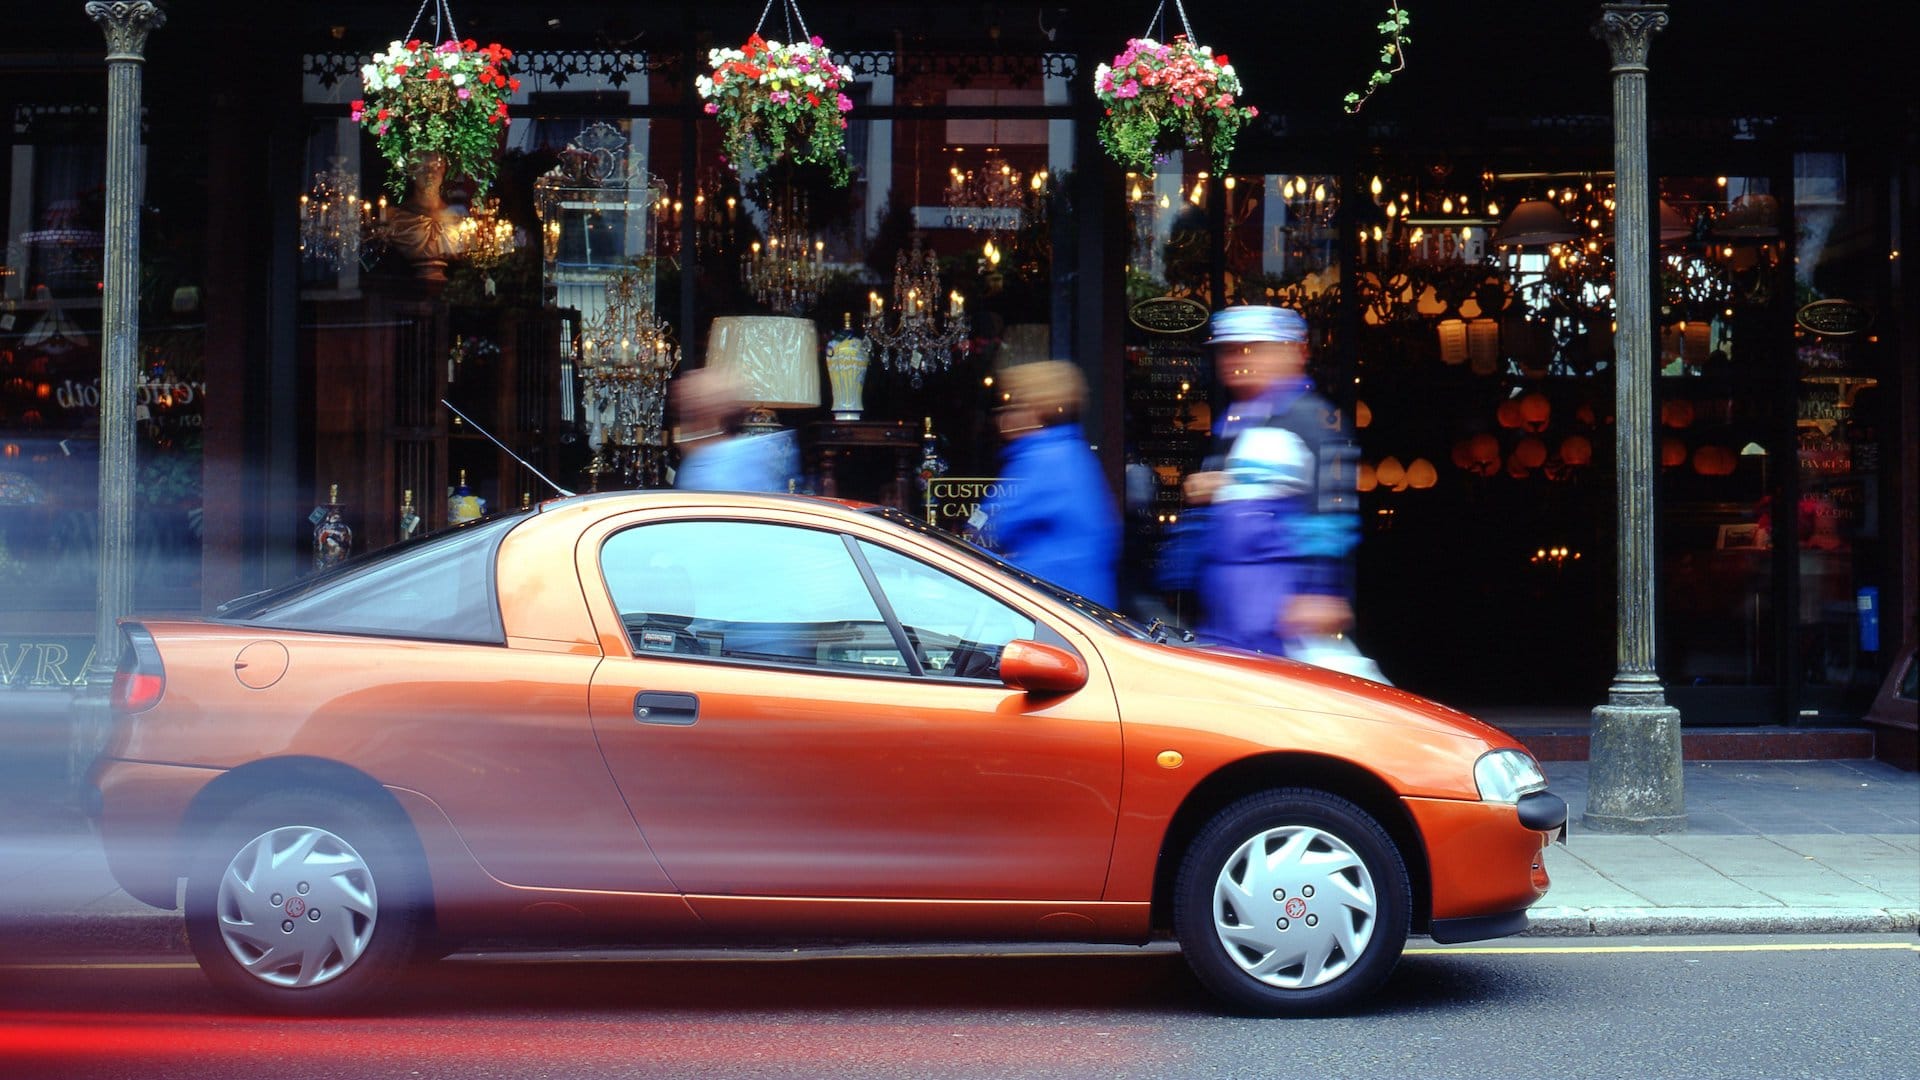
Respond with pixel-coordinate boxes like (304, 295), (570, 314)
(982, 423), (1121, 607)
(674, 431), (796, 494)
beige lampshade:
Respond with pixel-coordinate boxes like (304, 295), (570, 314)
(1494, 199), (1580, 247)
(705, 315), (821, 409)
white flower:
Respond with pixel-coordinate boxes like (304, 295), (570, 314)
(1221, 64), (1236, 78)
(361, 64), (377, 84)
(452, 73), (466, 86)
(804, 73), (823, 89)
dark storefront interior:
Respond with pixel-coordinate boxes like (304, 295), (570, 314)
(1, 2), (1912, 726)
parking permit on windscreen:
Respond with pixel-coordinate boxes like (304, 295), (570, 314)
(968, 508), (989, 531)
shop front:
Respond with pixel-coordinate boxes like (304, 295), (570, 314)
(2, 2), (1911, 737)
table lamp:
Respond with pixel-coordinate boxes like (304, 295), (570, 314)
(706, 315), (821, 434)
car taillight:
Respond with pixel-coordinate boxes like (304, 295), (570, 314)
(111, 623), (165, 713)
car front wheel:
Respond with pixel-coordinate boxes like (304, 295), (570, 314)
(1174, 789), (1411, 1016)
(185, 789), (422, 1014)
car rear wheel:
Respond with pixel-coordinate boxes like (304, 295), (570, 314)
(1174, 789), (1410, 1016)
(185, 789), (422, 1014)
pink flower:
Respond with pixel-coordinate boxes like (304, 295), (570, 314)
(769, 90), (791, 104)
(457, 88), (470, 99)
(810, 35), (823, 46)
(836, 92), (853, 111)
(1116, 81), (1140, 99)
(704, 101), (720, 114)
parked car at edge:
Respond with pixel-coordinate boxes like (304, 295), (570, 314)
(89, 491), (1567, 1015)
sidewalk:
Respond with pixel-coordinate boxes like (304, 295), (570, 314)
(2, 758), (1915, 955)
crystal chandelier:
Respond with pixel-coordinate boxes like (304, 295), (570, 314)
(298, 157), (380, 272)
(864, 235), (969, 387)
(577, 264), (681, 489)
(741, 193), (827, 314)
(654, 168), (741, 257)
(456, 198), (517, 269)
(943, 154), (1046, 233)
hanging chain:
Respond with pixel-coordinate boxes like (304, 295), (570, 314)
(405, 0), (460, 43)
(754, 0), (812, 42)
(1143, 0), (1196, 41)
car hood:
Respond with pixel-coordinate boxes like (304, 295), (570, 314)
(1185, 643), (1515, 740)
(1097, 636), (1527, 799)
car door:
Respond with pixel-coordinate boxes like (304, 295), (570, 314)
(583, 513), (1123, 902)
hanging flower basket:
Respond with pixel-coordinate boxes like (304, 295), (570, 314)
(698, 32), (855, 187)
(1094, 34), (1255, 174)
(354, 36), (518, 200)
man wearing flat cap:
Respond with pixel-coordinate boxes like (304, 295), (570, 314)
(978, 360), (1121, 606)
(1183, 306), (1360, 656)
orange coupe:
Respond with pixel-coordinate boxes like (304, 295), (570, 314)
(89, 492), (1566, 1015)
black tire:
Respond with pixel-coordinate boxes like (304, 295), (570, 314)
(1173, 788), (1411, 1016)
(184, 789), (424, 1015)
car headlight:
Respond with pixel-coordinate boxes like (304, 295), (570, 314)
(1474, 749), (1548, 804)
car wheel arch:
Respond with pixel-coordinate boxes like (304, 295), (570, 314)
(1148, 752), (1433, 937)
(178, 756), (434, 928)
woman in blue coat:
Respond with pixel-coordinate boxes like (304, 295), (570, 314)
(979, 360), (1121, 608)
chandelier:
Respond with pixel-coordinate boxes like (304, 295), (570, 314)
(456, 198), (517, 269)
(742, 229), (826, 314)
(741, 190), (827, 314)
(298, 157), (380, 272)
(864, 235), (968, 388)
(577, 264), (681, 489)
(654, 168), (741, 258)
(943, 154), (1047, 233)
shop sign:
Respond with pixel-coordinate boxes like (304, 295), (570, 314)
(1128, 296), (1210, 336)
(0, 636), (96, 689)
(912, 206), (1025, 232)
(1795, 299), (1871, 337)
(925, 476), (1022, 536)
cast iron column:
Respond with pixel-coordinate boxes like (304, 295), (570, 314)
(1586, 2), (1684, 833)
(71, 1), (164, 789)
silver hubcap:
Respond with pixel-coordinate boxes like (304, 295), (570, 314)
(215, 825), (379, 988)
(1211, 824), (1377, 990)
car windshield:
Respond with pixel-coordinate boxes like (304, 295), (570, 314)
(859, 506), (1176, 643)
(213, 511), (532, 642)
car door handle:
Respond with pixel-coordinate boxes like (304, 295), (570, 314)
(633, 691), (699, 726)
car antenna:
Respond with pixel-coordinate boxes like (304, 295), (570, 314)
(440, 399), (575, 498)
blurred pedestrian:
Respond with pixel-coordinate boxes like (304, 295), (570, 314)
(671, 367), (795, 493)
(978, 360), (1121, 607)
(1183, 306), (1360, 656)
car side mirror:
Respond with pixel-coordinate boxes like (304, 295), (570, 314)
(999, 639), (1088, 694)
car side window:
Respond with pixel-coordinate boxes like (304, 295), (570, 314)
(601, 521), (906, 673)
(856, 540), (1035, 680)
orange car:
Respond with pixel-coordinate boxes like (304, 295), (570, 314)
(89, 492), (1566, 1015)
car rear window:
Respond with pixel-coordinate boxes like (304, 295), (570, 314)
(214, 513), (521, 643)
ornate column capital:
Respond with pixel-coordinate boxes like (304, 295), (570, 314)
(86, 1), (166, 61)
(1593, 3), (1668, 73)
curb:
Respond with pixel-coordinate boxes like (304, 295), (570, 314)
(1525, 905), (1920, 936)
